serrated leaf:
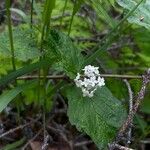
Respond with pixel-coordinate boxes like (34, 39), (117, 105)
(67, 86), (127, 148)
(0, 81), (36, 113)
(0, 25), (40, 61)
(45, 30), (84, 78)
(117, 0), (150, 29)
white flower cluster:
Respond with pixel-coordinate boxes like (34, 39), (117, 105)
(74, 65), (105, 98)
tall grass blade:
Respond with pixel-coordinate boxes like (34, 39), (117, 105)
(0, 81), (36, 113)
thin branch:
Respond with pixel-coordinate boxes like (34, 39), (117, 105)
(21, 128), (43, 150)
(16, 74), (142, 80)
(118, 72), (150, 139)
(0, 119), (38, 139)
(74, 140), (93, 147)
(123, 79), (133, 144)
(109, 143), (134, 150)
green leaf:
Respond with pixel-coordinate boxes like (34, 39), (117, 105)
(0, 25), (40, 61)
(91, 0), (116, 28)
(117, 0), (150, 29)
(67, 86), (127, 148)
(45, 30), (84, 78)
(0, 59), (51, 87)
(72, 0), (84, 16)
(135, 115), (147, 134)
(141, 94), (150, 114)
(0, 81), (36, 113)
(42, 0), (56, 27)
(108, 0), (115, 7)
(68, 0), (84, 35)
(2, 137), (26, 150)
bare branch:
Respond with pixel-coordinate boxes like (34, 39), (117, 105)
(109, 143), (135, 150)
(0, 119), (38, 139)
(118, 72), (150, 139)
(123, 79), (133, 144)
(16, 74), (142, 80)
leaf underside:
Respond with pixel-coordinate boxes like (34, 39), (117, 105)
(0, 25), (40, 61)
(117, 0), (150, 30)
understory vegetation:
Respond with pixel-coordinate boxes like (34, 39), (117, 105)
(0, 0), (150, 149)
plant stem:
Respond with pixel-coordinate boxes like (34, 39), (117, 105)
(30, 0), (34, 30)
(38, 0), (56, 140)
(68, 0), (77, 36)
(6, 0), (21, 123)
(6, 0), (16, 72)
(60, 0), (68, 27)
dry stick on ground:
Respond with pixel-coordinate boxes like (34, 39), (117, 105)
(109, 143), (134, 150)
(47, 125), (73, 150)
(74, 140), (93, 147)
(109, 71), (150, 150)
(0, 118), (40, 139)
(21, 128), (43, 150)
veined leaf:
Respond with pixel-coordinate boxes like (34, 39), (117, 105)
(0, 25), (40, 61)
(67, 86), (127, 148)
(45, 30), (84, 78)
(0, 81), (36, 113)
(117, 0), (150, 29)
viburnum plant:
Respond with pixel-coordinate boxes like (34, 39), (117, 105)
(0, 0), (150, 149)
(74, 65), (105, 97)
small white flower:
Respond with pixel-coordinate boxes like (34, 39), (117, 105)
(74, 65), (105, 98)
(97, 77), (105, 87)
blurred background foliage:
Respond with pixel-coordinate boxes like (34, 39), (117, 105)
(0, 0), (150, 149)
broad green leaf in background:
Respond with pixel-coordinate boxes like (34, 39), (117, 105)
(45, 30), (84, 78)
(117, 0), (150, 30)
(0, 56), (12, 76)
(133, 28), (150, 67)
(140, 93), (150, 114)
(0, 81), (36, 113)
(135, 115), (147, 135)
(0, 25), (40, 61)
(67, 86), (127, 148)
